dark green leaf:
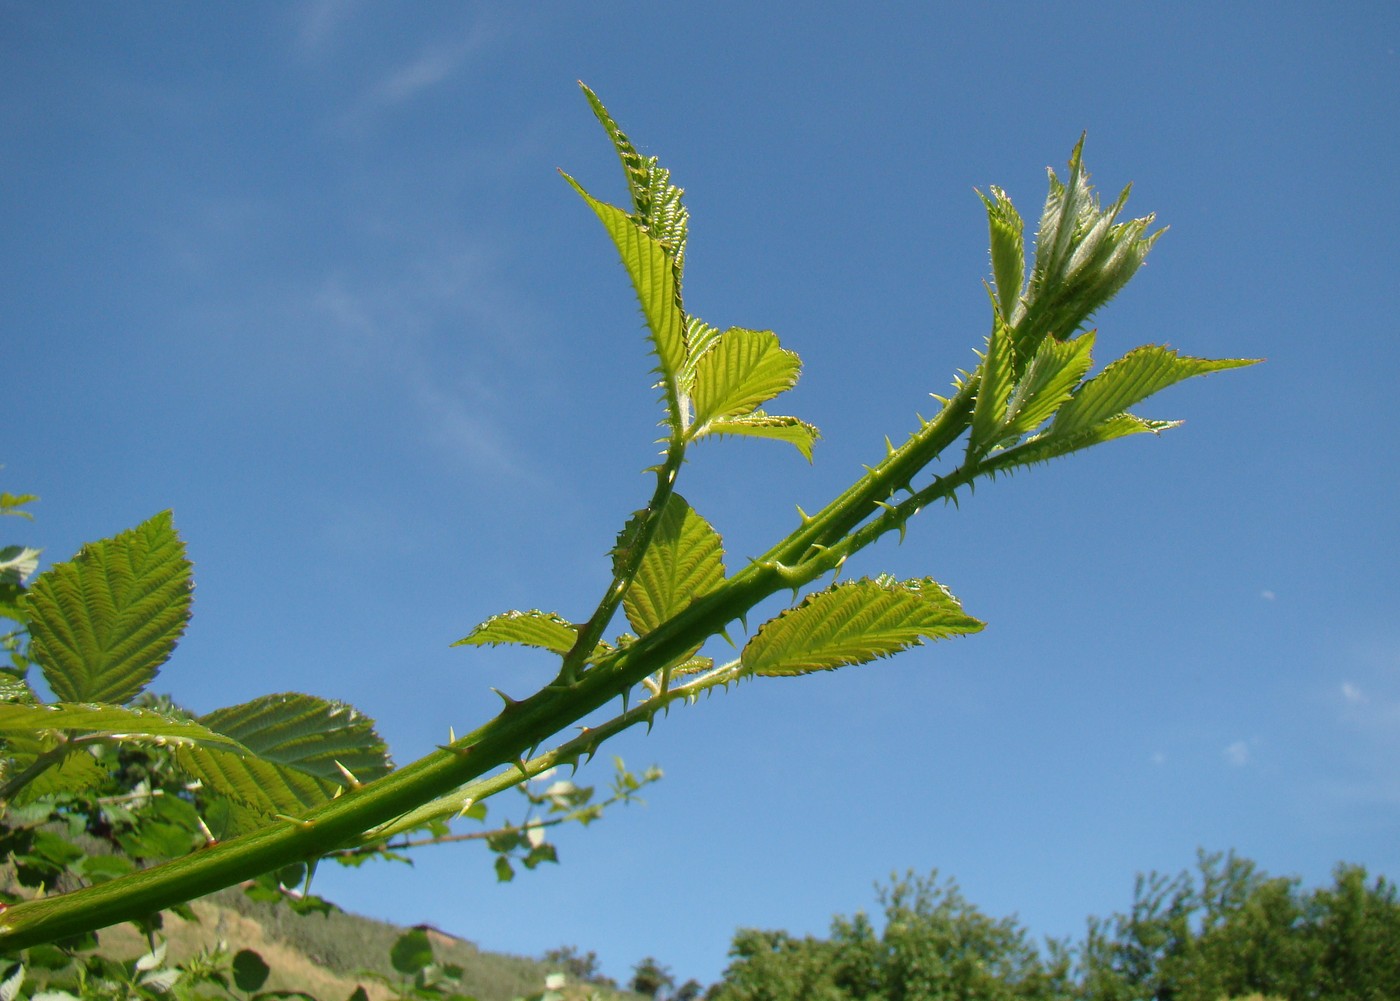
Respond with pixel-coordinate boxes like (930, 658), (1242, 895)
(390, 929), (434, 976)
(24, 511), (192, 704)
(233, 949), (271, 993)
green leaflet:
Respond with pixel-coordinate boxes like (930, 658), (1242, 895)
(177, 693), (392, 825)
(981, 185), (1025, 323)
(970, 318), (1016, 456)
(0, 491), (38, 519)
(741, 577), (984, 678)
(689, 328), (802, 433)
(1000, 331), (1098, 440)
(24, 511), (192, 705)
(983, 413), (1179, 476)
(0, 703), (251, 755)
(1, 731), (107, 804)
(698, 412), (820, 460)
(579, 83), (689, 273)
(454, 610), (578, 656)
(1053, 345), (1258, 437)
(623, 494), (725, 636)
(563, 173), (686, 400)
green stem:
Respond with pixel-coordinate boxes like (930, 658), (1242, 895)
(0, 378), (982, 952)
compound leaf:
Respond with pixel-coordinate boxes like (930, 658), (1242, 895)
(742, 577), (983, 677)
(690, 328), (802, 432)
(24, 512), (192, 705)
(623, 494), (724, 636)
(1052, 346), (1258, 437)
(454, 611), (578, 656)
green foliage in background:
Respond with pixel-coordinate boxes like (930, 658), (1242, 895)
(2, 81), (1255, 988)
(708, 855), (1400, 1001)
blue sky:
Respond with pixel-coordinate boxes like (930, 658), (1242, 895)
(4, 1), (1398, 989)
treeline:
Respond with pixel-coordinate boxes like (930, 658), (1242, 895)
(664, 852), (1399, 1001)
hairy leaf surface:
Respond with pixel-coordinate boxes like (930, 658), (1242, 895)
(982, 185), (1026, 322)
(1000, 331), (1098, 440)
(454, 611), (578, 656)
(1053, 346), (1257, 436)
(970, 320), (1016, 455)
(25, 512), (192, 705)
(742, 577), (983, 677)
(178, 693), (392, 823)
(690, 328), (802, 431)
(623, 494), (725, 636)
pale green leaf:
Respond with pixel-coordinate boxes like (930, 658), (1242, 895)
(983, 413), (1180, 476)
(0, 546), (40, 585)
(0, 492), (38, 520)
(690, 328), (802, 432)
(0, 703), (252, 754)
(970, 318), (1015, 455)
(563, 172), (686, 387)
(696, 412), (820, 460)
(623, 494), (725, 636)
(1000, 330), (1098, 439)
(453, 611), (578, 655)
(579, 83), (689, 268)
(24, 511), (192, 705)
(679, 316), (725, 393)
(981, 185), (1025, 323)
(742, 577), (984, 678)
(1053, 346), (1259, 437)
(178, 693), (392, 823)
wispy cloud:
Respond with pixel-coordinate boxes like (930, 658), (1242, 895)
(334, 23), (497, 131)
(294, 0), (359, 56)
(1223, 740), (1252, 767)
(302, 246), (546, 484)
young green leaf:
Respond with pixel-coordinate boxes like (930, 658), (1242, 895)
(741, 577), (984, 678)
(454, 610), (579, 656)
(579, 82), (689, 269)
(623, 494), (725, 636)
(1052, 346), (1259, 437)
(563, 173), (686, 393)
(24, 511), (192, 705)
(999, 330), (1098, 440)
(689, 328), (802, 433)
(983, 413), (1180, 477)
(176, 693), (392, 824)
(698, 412), (820, 460)
(970, 319), (1016, 456)
(981, 185), (1026, 323)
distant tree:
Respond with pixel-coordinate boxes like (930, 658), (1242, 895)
(632, 956), (676, 999)
(673, 979), (705, 1001)
(712, 871), (1071, 1001)
(1079, 851), (1400, 1000)
(543, 945), (615, 987)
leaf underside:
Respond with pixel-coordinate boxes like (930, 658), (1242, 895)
(623, 494), (725, 636)
(454, 610), (578, 655)
(178, 693), (392, 826)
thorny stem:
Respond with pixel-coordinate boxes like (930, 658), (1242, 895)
(0, 371), (983, 951)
